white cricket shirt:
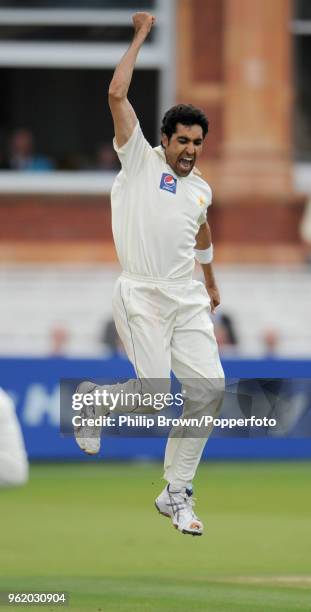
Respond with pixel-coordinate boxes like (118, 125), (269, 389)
(111, 122), (212, 280)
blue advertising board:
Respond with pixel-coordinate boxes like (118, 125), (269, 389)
(1, 357), (311, 460)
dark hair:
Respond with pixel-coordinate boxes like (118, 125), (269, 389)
(161, 104), (209, 141)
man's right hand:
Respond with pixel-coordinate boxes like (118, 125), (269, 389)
(132, 12), (156, 38)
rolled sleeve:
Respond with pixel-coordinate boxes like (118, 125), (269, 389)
(113, 122), (152, 176)
(198, 187), (212, 225)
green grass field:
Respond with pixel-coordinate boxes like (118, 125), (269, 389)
(0, 462), (310, 611)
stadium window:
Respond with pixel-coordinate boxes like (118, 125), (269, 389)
(294, 0), (311, 19)
(0, 25), (156, 43)
(293, 35), (311, 162)
(0, 67), (158, 170)
(291, 0), (311, 194)
(0, 0), (174, 191)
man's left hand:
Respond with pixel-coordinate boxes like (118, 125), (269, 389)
(206, 284), (220, 313)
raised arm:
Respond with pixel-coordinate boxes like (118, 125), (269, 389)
(108, 12), (155, 148)
(195, 221), (220, 313)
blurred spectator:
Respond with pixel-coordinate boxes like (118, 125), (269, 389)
(214, 313), (239, 356)
(0, 388), (29, 487)
(50, 324), (69, 356)
(8, 128), (54, 172)
(100, 318), (124, 356)
(95, 143), (119, 171)
(261, 328), (280, 357)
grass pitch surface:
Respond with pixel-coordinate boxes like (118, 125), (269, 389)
(0, 462), (310, 611)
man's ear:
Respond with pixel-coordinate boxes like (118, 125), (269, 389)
(161, 133), (168, 149)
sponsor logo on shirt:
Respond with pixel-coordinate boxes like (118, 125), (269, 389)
(160, 173), (177, 194)
(199, 195), (206, 207)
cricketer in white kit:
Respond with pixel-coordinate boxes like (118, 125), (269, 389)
(0, 388), (29, 487)
(74, 12), (225, 536)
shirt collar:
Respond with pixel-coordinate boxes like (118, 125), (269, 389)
(153, 145), (202, 177)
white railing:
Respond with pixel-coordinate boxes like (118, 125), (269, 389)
(0, 8), (160, 26)
(0, 163), (309, 196)
(290, 19), (311, 35)
(0, 171), (117, 194)
(0, 41), (166, 67)
(294, 163), (311, 194)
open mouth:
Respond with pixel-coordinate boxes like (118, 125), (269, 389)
(178, 157), (194, 172)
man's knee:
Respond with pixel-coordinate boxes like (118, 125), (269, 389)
(183, 377), (225, 411)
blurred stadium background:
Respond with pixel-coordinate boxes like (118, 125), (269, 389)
(0, 1), (311, 611)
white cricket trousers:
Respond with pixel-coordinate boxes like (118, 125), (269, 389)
(0, 388), (29, 487)
(111, 272), (225, 489)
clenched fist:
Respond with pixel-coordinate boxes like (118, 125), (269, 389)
(132, 12), (156, 37)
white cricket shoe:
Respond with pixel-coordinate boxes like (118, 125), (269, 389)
(155, 485), (203, 536)
(74, 381), (104, 455)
